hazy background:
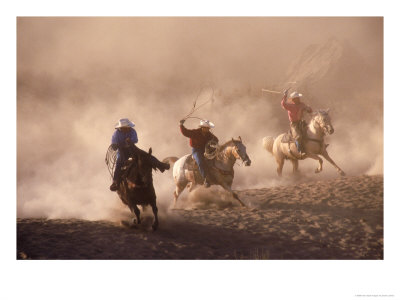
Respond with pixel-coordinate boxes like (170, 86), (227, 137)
(17, 17), (383, 219)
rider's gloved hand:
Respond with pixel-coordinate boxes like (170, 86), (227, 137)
(124, 137), (132, 147)
(179, 119), (185, 125)
(283, 89), (289, 97)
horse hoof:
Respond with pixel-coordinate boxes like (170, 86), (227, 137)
(152, 223), (158, 231)
(340, 171), (346, 176)
(121, 220), (137, 228)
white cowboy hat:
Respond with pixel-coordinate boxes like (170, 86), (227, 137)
(289, 91), (303, 99)
(199, 119), (215, 128)
(115, 118), (135, 129)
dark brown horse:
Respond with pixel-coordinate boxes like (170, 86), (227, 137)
(117, 147), (159, 230)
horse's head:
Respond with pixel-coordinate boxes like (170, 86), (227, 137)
(126, 148), (154, 188)
(231, 136), (251, 166)
(312, 109), (334, 135)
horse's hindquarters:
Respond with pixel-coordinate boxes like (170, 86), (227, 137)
(173, 155), (190, 184)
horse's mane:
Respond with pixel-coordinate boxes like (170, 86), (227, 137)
(219, 139), (240, 149)
(313, 109), (330, 116)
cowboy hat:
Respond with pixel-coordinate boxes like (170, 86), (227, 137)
(199, 119), (215, 128)
(115, 118), (135, 129)
(289, 91), (303, 99)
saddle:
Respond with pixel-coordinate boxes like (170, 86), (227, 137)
(281, 120), (308, 144)
(186, 140), (218, 171)
(185, 155), (201, 171)
(184, 155), (209, 184)
(281, 133), (295, 144)
(185, 142), (220, 183)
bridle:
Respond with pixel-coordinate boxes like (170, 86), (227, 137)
(232, 141), (251, 166)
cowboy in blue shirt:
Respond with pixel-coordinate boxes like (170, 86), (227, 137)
(109, 118), (169, 191)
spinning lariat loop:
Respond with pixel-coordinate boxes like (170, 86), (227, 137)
(182, 85), (215, 121)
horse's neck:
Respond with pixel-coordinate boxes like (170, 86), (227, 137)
(307, 119), (324, 140)
(217, 145), (236, 168)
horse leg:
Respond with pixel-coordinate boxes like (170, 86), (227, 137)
(222, 184), (246, 207)
(150, 201), (159, 231)
(321, 150), (346, 176)
(232, 192), (246, 207)
(132, 204), (141, 224)
(173, 182), (186, 207)
(307, 153), (323, 173)
(290, 159), (299, 175)
(275, 156), (284, 177)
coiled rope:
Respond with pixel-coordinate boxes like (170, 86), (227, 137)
(105, 145), (117, 179)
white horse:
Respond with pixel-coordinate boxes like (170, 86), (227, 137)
(263, 109), (345, 176)
(164, 137), (251, 207)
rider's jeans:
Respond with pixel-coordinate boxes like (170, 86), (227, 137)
(192, 147), (207, 179)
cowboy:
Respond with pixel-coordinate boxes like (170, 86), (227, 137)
(179, 119), (219, 187)
(109, 118), (169, 191)
(281, 90), (313, 156)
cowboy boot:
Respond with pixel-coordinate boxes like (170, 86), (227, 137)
(110, 181), (119, 191)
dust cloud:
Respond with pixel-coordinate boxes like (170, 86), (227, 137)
(17, 17), (383, 220)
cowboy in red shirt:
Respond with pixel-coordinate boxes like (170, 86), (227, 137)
(179, 119), (219, 187)
(281, 90), (313, 155)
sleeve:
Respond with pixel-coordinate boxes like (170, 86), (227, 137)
(111, 131), (118, 145)
(130, 129), (138, 144)
(301, 103), (312, 113)
(211, 133), (219, 143)
(281, 95), (289, 110)
(180, 124), (194, 138)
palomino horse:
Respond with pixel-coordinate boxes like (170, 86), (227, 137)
(164, 137), (251, 207)
(263, 109), (345, 177)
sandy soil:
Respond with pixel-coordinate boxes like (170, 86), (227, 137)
(17, 174), (383, 259)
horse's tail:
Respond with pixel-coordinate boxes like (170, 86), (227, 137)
(262, 136), (274, 154)
(162, 157), (179, 169)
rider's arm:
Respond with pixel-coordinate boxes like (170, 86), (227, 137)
(211, 133), (219, 143)
(281, 91), (290, 110)
(180, 124), (194, 138)
(129, 129), (138, 144)
(303, 104), (312, 113)
(111, 130), (120, 149)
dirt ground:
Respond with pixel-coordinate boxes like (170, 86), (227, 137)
(17, 174), (383, 260)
